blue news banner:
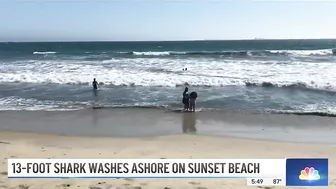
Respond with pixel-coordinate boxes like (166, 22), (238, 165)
(286, 158), (328, 186)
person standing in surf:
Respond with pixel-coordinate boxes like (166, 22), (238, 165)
(182, 87), (189, 110)
(189, 91), (198, 112)
(92, 78), (99, 90)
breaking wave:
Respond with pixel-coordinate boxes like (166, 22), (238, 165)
(122, 49), (335, 57)
(244, 81), (336, 92)
(29, 48), (336, 58)
(3, 100), (336, 118)
(0, 79), (335, 93)
(267, 110), (336, 117)
(33, 51), (57, 55)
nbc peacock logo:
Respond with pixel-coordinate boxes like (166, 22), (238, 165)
(299, 167), (320, 180)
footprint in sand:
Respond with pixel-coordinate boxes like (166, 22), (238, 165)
(89, 183), (113, 189)
(89, 187), (101, 189)
(257, 187), (274, 189)
(0, 172), (8, 176)
(0, 141), (10, 144)
(58, 184), (71, 188)
(123, 178), (134, 181)
(19, 184), (29, 189)
(189, 181), (200, 185)
(195, 187), (207, 189)
(130, 187), (142, 189)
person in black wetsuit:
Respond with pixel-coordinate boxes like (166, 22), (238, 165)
(182, 87), (189, 110)
(189, 91), (198, 112)
(92, 78), (99, 90)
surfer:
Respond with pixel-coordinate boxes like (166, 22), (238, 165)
(189, 91), (198, 112)
(182, 87), (189, 110)
(92, 78), (99, 90)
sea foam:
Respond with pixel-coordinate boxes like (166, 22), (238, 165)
(0, 57), (336, 92)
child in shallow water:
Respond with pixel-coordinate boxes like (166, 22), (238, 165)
(189, 91), (198, 112)
(92, 78), (99, 90)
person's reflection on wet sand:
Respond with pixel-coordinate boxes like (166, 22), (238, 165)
(182, 112), (197, 134)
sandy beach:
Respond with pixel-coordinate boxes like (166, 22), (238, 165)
(0, 132), (335, 189)
(0, 109), (336, 188)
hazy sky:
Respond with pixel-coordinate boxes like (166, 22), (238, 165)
(1, 0), (336, 41)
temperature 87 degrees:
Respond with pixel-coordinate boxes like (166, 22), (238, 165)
(247, 178), (285, 186)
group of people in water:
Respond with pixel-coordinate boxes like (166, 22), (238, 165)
(92, 78), (198, 112)
(182, 87), (198, 112)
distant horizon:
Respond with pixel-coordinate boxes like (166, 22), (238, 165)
(2, 38), (336, 43)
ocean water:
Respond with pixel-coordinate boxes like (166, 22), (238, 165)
(1, 40), (336, 115)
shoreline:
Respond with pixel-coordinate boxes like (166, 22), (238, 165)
(0, 131), (335, 189)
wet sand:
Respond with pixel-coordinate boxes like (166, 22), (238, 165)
(0, 108), (336, 143)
